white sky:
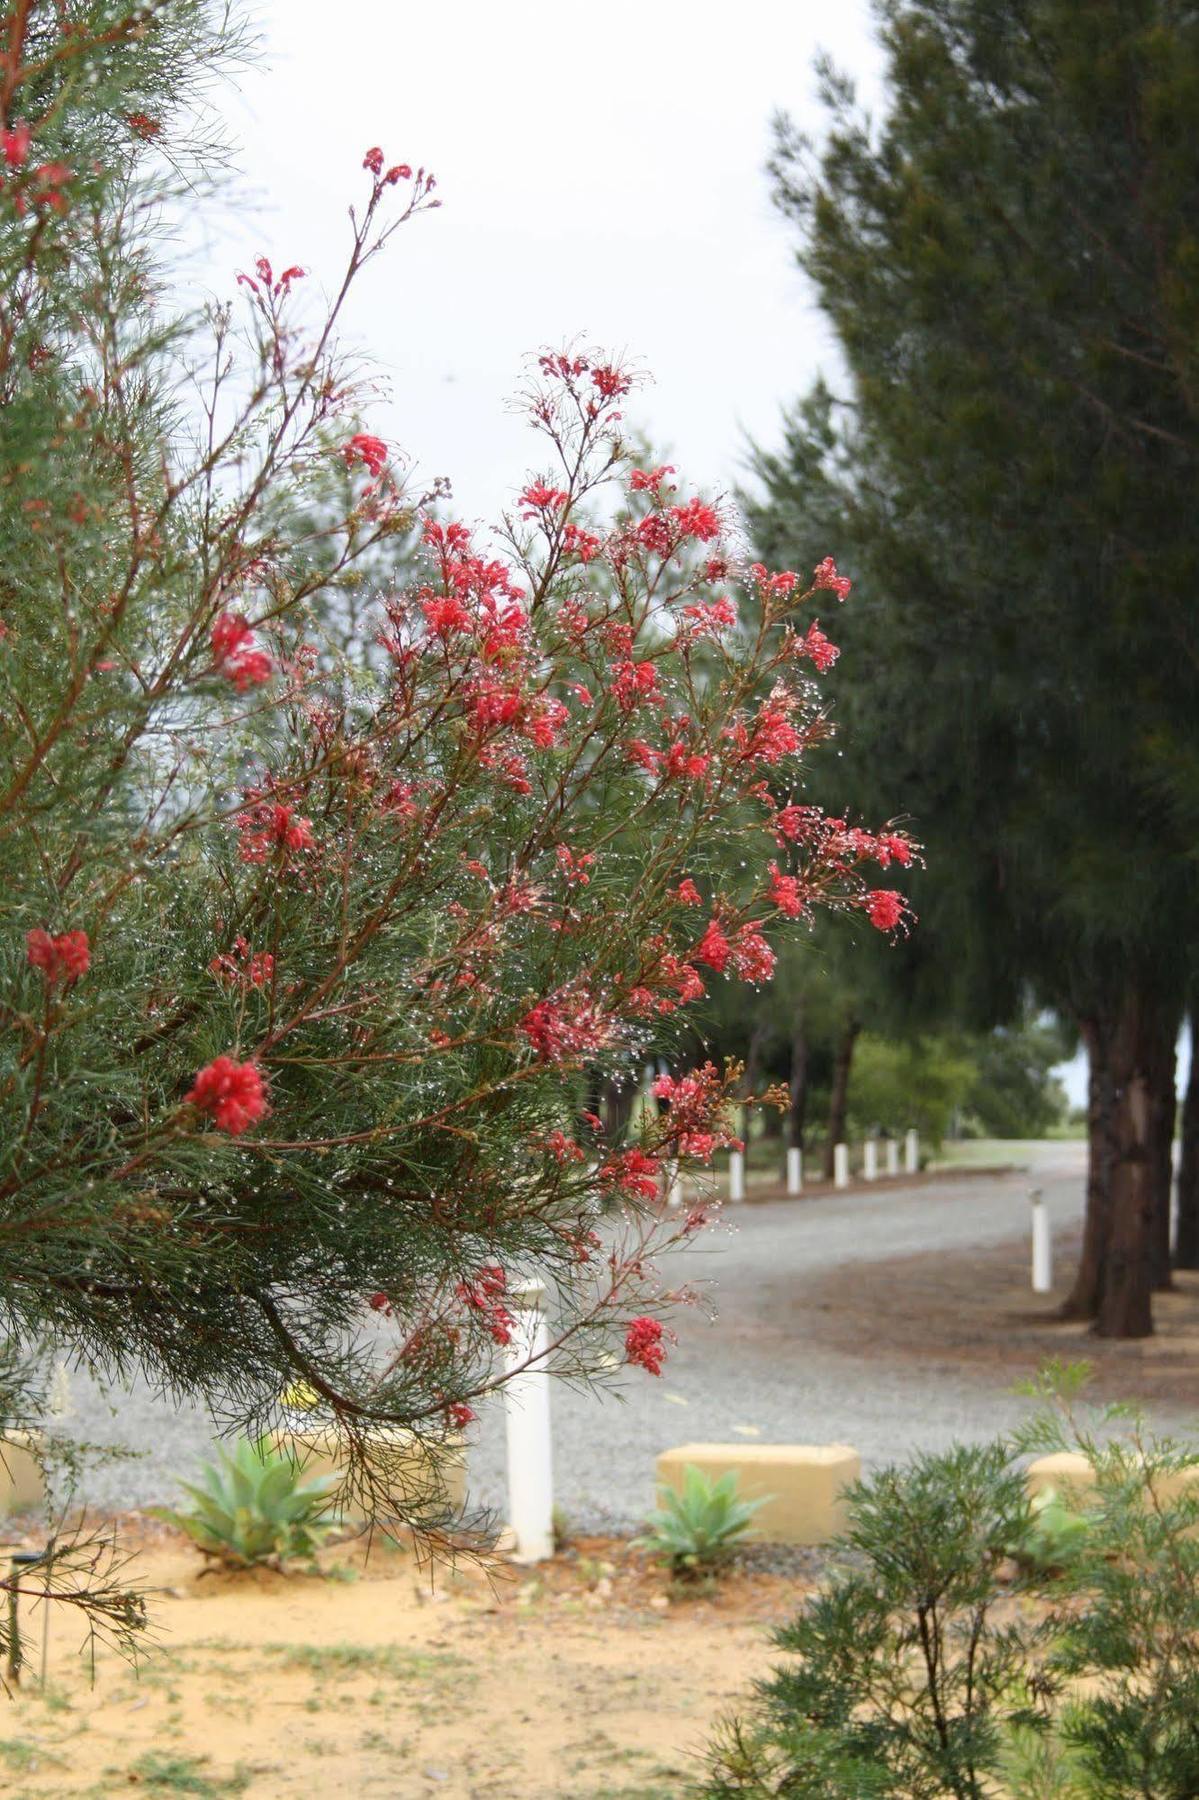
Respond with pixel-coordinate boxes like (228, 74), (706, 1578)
(192, 0), (886, 526)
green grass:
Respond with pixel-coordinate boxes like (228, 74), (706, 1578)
(265, 1641), (469, 1682)
(0, 1737), (66, 1772)
(119, 1752), (251, 1796)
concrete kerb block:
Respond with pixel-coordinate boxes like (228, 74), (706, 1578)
(0, 1431), (44, 1516)
(1026, 1449), (1199, 1509)
(655, 1442), (860, 1546)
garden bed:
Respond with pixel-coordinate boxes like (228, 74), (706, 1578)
(0, 1520), (818, 1799)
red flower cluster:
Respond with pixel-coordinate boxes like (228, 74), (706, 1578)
(208, 937), (274, 988)
(185, 1056), (269, 1135)
(211, 612), (272, 691)
(519, 986), (613, 1062)
(456, 1266), (514, 1345)
(768, 861), (804, 918)
(813, 556), (852, 601)
(600, 1148), (661, 1201)
(236, 256), (305, 300)
(345, 433), (389, 478)
(26, 927), (89, 984)
(518, 482), (569, 518)
(865, 889), (907, 932)
(2, 123), (30, 168)
(791, 620), (839, 672)
(625, 1316), (666, 1376)
(651, 1063), (741, 1162)
(363, 147), (417, 187)
(236, 801), (315, 868)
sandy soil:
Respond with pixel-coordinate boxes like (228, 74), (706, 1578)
(0, 1528), (808, 1800)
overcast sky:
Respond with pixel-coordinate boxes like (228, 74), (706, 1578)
(194, 0), (886, 526)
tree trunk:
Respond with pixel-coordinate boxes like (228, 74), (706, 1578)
(1060, 1014), (1117, 1322)
(1150, 1013), (1179, 1290)
(740, 1022), (769, 1160)
(788, 995), (809, 1152)
(1174, 1008), (1199, 1269)
(822, 1015), (860, 1181)
(1094, 982), (1167, 1340)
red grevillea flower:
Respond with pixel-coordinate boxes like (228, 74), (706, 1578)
(676, 878), (702, 906)
(812, 556), (852, 601)
(26, 927), (89, 984)
(2, 122), (31, 169)
(625, 1316), (666, 1376)
(866, 889), (906, 932)
(185, 1056), (269, 1135)
(236, 802), (315, 866)
(694, 919), (730, 973)
(211, 612), (272, 690)
(768, 862), (804, 918)
(345, 433), (388, 478)
(446, 1402), (476, 1428)
(794, 621), (839, 672)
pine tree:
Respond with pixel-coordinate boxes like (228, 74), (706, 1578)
(754, 0), (1199, 1336)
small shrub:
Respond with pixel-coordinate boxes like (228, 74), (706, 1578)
(701, 1441), (1046, 1798)
(700, 1367), (1199, 1800)
(150, 1437), (336, 1569)
(635, 1465), (768, 1578)
(1010, 1484), (1091, 1576)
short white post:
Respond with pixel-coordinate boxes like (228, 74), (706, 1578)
(1030, 1188), (1052, 1294)
(904, 1128), (919, 1175)
(728, 1149), (745, 1203)
(786, 1146), (803, 1195)
(886, 1138), (899, 1177)
(833, 1142), (850, 1189)
(666, 1160), (683, 1209)
(503, 1279), (554, 1564)
(863, 1139), (878, 1182)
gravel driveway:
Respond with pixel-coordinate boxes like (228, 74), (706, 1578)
(49, 1142), (1195, 1529)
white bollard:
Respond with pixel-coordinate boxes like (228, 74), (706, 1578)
(904, 1128), (919, 1175)
(834, 1143), (850, 1189)
(1030, 1188), (1052, 1294)
(886, 1138), (899, 1177)
(503, 1279), (554, 1564)
(786, 1147), (803, 1196)
(666, 1160), (683, 1209)
(729, 1149), (745, 1203)
(863, 1139), (878, 1182)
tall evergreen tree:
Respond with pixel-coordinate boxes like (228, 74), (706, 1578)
(752, 0), (1199, 1336)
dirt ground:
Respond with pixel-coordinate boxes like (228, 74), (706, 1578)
(803, 1224), (1199, 1406)
(0, 1527), (809, 1800)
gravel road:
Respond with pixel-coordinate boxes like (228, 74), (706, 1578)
(49, 1142), (1197, 1529)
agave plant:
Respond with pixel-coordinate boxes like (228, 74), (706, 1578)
(635, 1464), (769, 1578)
(150, 1437), (337, 1569)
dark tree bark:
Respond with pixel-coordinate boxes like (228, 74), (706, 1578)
(788, 994), (809, 1152)
(1060, 1013), (1117, 1322)
(1149, 1012), (1180, 1290)
(1174, 1005), (1199, 1269)
(740, 1022), (769, 1160)
(822, 1014), (861, 1181)
(1094, 983), (1173, 1340)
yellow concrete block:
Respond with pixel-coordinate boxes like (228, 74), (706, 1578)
(655, 1443), (860, 1546)
(1025, 1452), (1094, 1501)
(0, 1430), (44, 1516)
(1027, 1450), (1199, 1507)
(270, 1427), (467, 1523)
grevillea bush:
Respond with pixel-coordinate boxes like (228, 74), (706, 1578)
(0, 0), (914, 1600)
